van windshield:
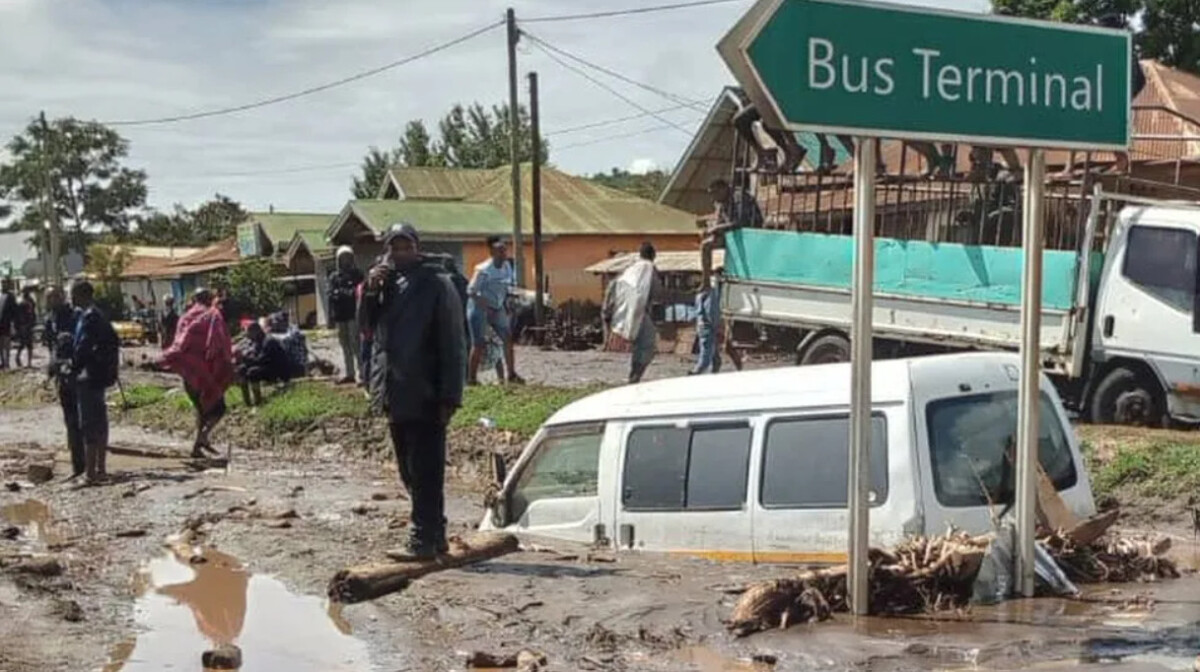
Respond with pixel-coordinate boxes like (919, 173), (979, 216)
(509, 424), (604, 523)
(926, 391), (1077, 508)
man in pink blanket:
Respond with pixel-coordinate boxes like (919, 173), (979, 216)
(160, 288), (234, 458)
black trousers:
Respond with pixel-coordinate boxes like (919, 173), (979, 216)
(388, 420), (447, 545)
(58, 384), (84, 476)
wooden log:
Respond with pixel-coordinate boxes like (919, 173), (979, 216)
(328, 532), (520, 604)
(1065, 509), (1119, 547)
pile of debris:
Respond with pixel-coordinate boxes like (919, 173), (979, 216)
(727, 515), (1180, 637)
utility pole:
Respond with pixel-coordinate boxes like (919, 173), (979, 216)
(506, 8), (526, 287)
(529, 71), (544, 329)
(38, 112), (63, 288)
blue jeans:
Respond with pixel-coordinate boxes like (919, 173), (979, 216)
(692, 323), (722, 374)
(467, 300), (510, 346)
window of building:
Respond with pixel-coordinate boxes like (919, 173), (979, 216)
(622, 422), (752, 511)
(761, 414), (889, 508)
(1123, 225), (1197, 313)
(926, 392), (1077, 508)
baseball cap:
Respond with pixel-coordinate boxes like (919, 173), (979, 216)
(380, 222), (419, 245)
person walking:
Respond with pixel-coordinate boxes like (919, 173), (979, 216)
(691, 276), (721, 375)
(604, 242), (663, 384)
(327, 246), (364, 384)
(69, 281), (120, 484)
(362, 223), (466, 560)
(466, 236), (523, 386)
(44, 287), (84, 478)
(13, 287), (36, 368)
(161, 289), (234, 459)
(0, 278), (15, 370)
(160, 295), (180, 349)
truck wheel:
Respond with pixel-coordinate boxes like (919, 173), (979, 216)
(799, 332), (851, 366)
(1089, 367), (1162, 426)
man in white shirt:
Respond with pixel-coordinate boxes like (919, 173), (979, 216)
(467, 236), (523, 385)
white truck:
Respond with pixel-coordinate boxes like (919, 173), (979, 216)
(722, 188), (1200, 426)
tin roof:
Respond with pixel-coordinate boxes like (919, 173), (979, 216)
(246, 212), (335, 257)
(328, 199), (513, 243)
(140, 237), (241, 277)
(379, 167), (494, 200)
(463, 165), (700, 235)
(586, 250), (722, 275)
(284, 230), (335, 269)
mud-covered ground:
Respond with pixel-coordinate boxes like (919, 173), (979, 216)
(2, 341), (1200, 672)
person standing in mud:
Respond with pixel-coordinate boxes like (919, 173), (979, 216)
(44, 287), (84, 478)
(69, 281), (120, 483)
(328, 246), (364, 385)
(0, 278), (15, 370)
(161, 288), (235, 459)
(362, 223), (466, 560)
(160, 295), (179, 349)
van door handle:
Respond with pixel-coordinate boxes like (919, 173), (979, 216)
(1103, 315), (1115, 337)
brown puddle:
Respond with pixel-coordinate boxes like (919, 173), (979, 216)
(104, 547), (371, 671)
(672, 647), (774, 671)
(0, 498), (62, 546)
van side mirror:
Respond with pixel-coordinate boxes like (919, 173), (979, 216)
(491, 452), (507, 487)
(488, 453), (509, 527)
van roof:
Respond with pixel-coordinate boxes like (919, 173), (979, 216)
(1120, 204), (1200, 229)
(546, 352), (1022, 426)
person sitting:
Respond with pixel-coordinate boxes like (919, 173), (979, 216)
(268, 311), (308, 379)
(236, 322), (292, 407)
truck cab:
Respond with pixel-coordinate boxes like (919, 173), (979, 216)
(1089, 203), (1200, 425)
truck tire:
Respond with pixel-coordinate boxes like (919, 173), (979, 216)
(798, 332), (851, 366)
(1089, 366), (1163, 426)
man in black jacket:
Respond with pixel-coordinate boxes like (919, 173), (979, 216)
(44, 287), (84, 478)
(363, 223), (466, 560)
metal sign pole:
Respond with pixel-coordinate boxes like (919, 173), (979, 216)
(1015, 148), (1046, 598)
(848, 137), (876, 616)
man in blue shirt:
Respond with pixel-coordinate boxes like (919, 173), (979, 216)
(467, 235), (523, 385)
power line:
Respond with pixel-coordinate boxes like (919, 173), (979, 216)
(104, 20), (504, 127)
(523, 32), (708, 111)
(555, 118), (705, 151)
(524, 0), (746, 23)
(155, 161), (360, 181)
(544, 103), (698, 137)
(531, 41), (695, 137)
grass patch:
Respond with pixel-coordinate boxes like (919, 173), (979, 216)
(1077, 425), (1200, 500)
(122, 378), (600, 440)
(452, 384), (601, 436)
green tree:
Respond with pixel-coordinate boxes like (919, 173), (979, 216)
(210, 259), (284, 320)
(0, 116), (147, 251)
(590, 168), (670, 202)
(351, 101), (550, 197)
(133, 194), (248, 247)
(85, 240), (132, 319)
(993, 0), (1200, 73)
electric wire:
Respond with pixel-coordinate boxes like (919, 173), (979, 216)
(523, 0), (745, 23)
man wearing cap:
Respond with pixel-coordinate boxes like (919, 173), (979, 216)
(363, 223), (466, 560)
(327, 246), (364, 384)
(467, 235), (523, 385)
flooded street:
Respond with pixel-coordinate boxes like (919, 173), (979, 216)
(1, 348), (1198, 672)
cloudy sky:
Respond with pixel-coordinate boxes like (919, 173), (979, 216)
(0, 0), (988, 215)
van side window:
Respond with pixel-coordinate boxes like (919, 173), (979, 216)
(760, 415), (888, 509)
(623, 423), (752, 511)
(1122, 225), (1197, 313)
(926, 392), (1077, 508)
(509, 425), (604, 523)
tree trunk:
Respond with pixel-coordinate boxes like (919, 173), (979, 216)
(328, 532), (520, 604)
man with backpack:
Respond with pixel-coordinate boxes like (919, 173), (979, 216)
(69, 281), (120, 483)
(44, 286), (84, 478)
(327, 246), (364, 384)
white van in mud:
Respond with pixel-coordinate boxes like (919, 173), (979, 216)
(481, 353), (1096, 563)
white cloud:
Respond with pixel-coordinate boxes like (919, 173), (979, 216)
(0, 0), (990, 214)
(628, 158), (659, 174)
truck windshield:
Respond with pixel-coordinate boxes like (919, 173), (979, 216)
(509, 424), (604, 523)
(926, 392), (1077, 508)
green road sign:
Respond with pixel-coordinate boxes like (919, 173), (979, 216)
(718, 0), (1131, 150)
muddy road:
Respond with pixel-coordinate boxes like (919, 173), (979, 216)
(2, 344), (1199, 671)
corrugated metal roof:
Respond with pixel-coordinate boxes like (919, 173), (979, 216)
(586, 250), (722, 275)
(465, 165), (700, 235)
(658, 88), (745, 216)
(381, 167), (494, 200)
(247, 212), (335, 254)
(144, 238), (240, 277)
(336, 200), (512, 239)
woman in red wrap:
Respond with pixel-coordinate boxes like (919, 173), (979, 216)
(160, 288), (234, 458)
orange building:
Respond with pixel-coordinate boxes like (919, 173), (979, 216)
(324, 165), (702, 304)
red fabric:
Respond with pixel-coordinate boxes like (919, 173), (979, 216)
(160, 304), (235, 413)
